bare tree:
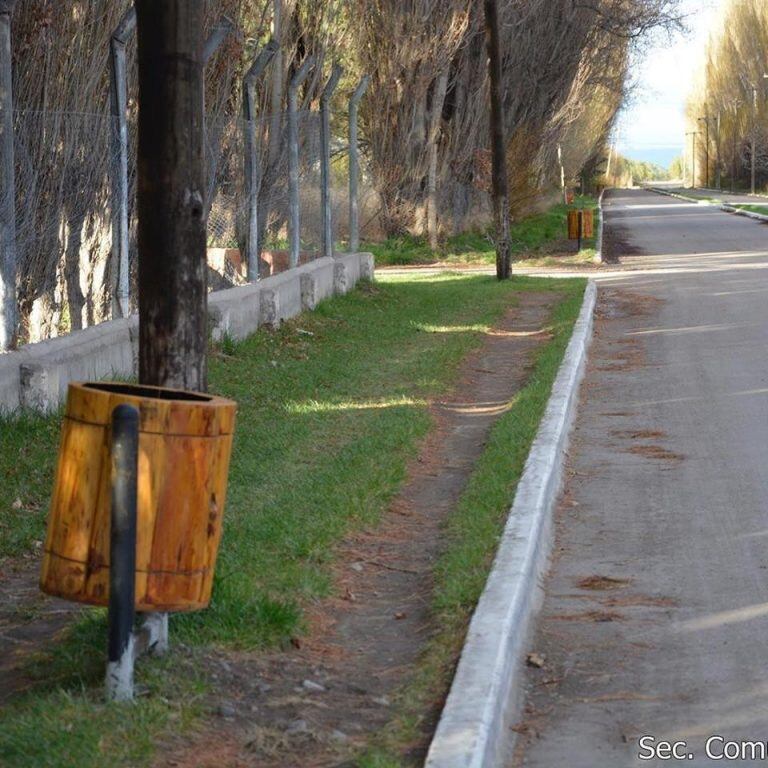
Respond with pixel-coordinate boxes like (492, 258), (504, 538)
(484, 0), (510, 279)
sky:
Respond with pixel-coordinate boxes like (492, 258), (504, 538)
(617, 0), (722, 168)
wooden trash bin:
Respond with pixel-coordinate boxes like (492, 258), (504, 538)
(567, 209), (594, 241)
(40, 382), (237, 612)
(581, 209), (594, 239)
(567, 209), (581, 240)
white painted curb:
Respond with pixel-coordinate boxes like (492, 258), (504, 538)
(648, 187), (768, 223)
(729, 207), (768, 223)
(425, 279), (598, 768)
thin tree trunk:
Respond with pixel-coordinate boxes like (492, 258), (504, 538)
(484, 0), (511, 280)
(135, 0), (208, 392)
(0, 0), (18, 350)
(426, 71), (448, 251)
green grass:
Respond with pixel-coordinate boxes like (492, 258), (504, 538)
(365, 195), (599, 267)
(0, 272), (584, 767)
(734, 203), (768, 215)
(0, 410), (61, 556)
(668, 189), (768, 216)
(359, 278), (586, 766)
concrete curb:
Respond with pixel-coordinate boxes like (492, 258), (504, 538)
(647, 187), (707, 204)
(648, 187), (768, 224)
(727, 207), (768, 223)
(425, 279), (598, 768)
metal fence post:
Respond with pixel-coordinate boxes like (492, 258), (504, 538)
(106, 404), (139, 702)
(287, 57), (314, 269)
(0, 0), (17, 351)
(348, 75), (369, 254)
(202, 14), (234, 66)
(320, 63), (342, 260)
(109, 7), (136, 320)
(242, 40), (278, 281)
(200, 14), (236, 221)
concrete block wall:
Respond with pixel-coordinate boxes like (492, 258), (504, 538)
(0, 253), (374, 414)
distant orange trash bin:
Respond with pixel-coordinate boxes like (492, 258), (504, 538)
(40, 381), (237, 612)
(567, 209), (594, 241)
(567, 210), (580, 239)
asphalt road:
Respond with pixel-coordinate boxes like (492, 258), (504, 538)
(510, 188), (768, 767)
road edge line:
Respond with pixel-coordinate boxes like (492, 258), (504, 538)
(425, 278), (598, 768)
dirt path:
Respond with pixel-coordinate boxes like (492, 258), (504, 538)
(0, 557), (78, 705)
(152, 291), (561, 768)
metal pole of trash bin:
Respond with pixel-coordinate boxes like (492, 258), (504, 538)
(106, 404), (139, 702)
(577, 210), (583, 252)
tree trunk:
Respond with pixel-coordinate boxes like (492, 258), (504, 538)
(426, 71), (448, 251)
(135, 0), (208, 392)
(0, 0), (18, 350)
(483, 0), (511, 280)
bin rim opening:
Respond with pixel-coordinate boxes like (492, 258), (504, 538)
(83, 382), (213, 403)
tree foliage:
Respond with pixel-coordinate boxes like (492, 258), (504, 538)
(685, 0), (768, 190)
(9, 0), (679, 340)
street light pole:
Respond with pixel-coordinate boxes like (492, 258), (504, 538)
(751, 86), (758, 195)
(716, 111), (722, 191)
(698, 116), (710, 189)
(686, 131), (698, 189)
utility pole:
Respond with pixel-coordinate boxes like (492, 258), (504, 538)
(715, 111), (722, 191)
(682, 144), (687, 187)
(686, 131), (698, 189)
(483, 0), (511, 281)
(135, 0), (208, 392)
(752, 86), (758, 195)
(727, 98), (741, 193)
(698, 116), (710, 189)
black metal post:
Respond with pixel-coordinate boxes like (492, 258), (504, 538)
(577, 210), (583, 252)
(106, 404), (139, 702)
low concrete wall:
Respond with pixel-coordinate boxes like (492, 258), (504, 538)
(0, 253), (374, 414)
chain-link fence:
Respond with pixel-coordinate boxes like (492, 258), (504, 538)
(8, 103), (384, 344)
